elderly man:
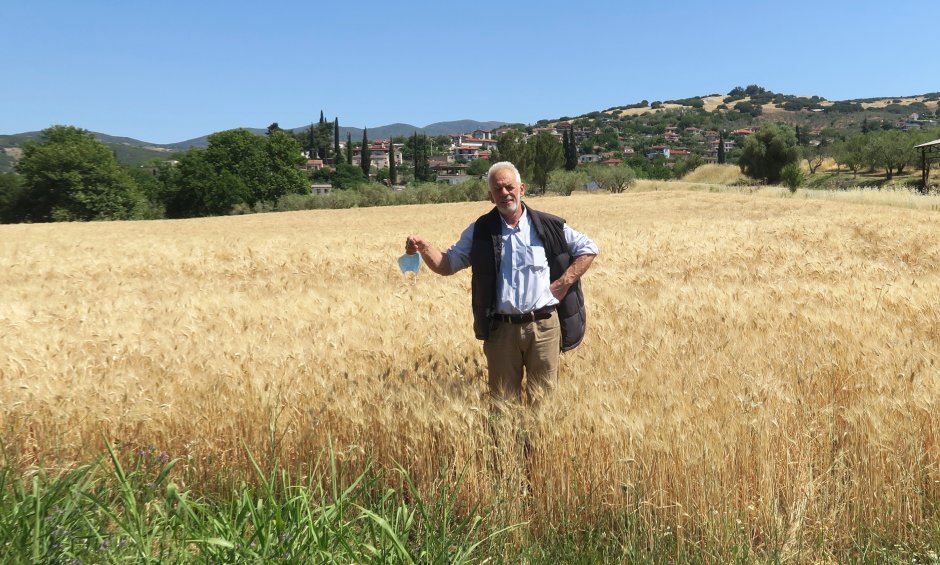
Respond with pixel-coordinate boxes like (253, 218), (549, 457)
(405, 161), (598, 402)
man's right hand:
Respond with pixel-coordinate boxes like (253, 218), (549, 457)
(405, 235), (426, 255)
(404, 235), (451, 276)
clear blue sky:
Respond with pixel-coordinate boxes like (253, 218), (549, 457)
(4, 1), (938, 144)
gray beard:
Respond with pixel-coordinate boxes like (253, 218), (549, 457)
(497, 201), (518, 214)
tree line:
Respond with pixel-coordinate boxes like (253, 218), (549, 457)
(3, 108), (934, 224)
(734, 122), (938, 192)
(0, 125), (311, 222)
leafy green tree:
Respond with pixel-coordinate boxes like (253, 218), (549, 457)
(546, 169), (588, 196)
(588, 163), (637, 193)
(125, 163), (168, 219)
(781, 162), (804, 192)
(0, 172), (26, 223)
(312, 161), (366, 189)
(868, 130), (919, 179)
(496, 130), (525, 168)
(162, 148), (249, 218)
(804, 143), (826, 174)
(737, 123), (801, 184)
(15, 125), (145, 222)
(163, 129), (306, 217)
(360, 128), (371, 177)
(734, 101), (762, 117)
(263, 130), (309, 202)
(524, 131), (564, 192)
(467, 158), (490, 176)
(832, 134), (867, 177)
(673, 154), (705, 178)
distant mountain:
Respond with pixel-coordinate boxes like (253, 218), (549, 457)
(333, 120), (510, 139)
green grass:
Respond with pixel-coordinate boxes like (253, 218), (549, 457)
(3, 442), (940, 563)
(0, 441), (517, 564)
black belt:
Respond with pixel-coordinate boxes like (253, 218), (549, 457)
(492, 306), (555, 324)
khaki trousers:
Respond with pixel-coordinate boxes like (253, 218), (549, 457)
(483, 311), (561, 403)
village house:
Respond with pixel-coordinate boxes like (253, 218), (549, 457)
(530, 127), (563, 142)
(432, 160), (474, 185)
(646, 145), (670, 158)
(352, 139), (403, 169)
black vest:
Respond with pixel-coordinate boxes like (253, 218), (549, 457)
(469, 205), (587, 352)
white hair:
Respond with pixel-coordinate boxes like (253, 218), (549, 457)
(487, 161), (522, 185)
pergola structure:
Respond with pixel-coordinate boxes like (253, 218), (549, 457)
(915, 138), (940, 192)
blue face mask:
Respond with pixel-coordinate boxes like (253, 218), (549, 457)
(398, 252), (422, 274)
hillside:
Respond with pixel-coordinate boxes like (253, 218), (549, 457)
(548, 88), (940, 141)
(3, 88), (939, 175)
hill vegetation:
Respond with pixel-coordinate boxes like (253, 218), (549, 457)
(2, 85), (939, 224)
(0, 120), (508, 173)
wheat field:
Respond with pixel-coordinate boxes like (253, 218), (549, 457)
(2, 189), (940, 558)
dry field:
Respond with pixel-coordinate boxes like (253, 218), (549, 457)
(3, 189), (940, 558)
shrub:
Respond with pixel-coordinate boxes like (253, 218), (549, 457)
(781, 162), (804, 193)
(547, 170), (589, 196)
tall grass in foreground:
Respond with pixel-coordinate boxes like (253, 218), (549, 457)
(0, 441), (515, 563)
(4, 190), (940, 561)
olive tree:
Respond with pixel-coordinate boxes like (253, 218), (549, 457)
(737, 123), (800, 184)
(589, 163), (637, 193)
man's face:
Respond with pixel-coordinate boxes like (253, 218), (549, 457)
(488, 169), (525, 216)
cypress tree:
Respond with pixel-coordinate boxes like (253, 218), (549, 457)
(718, 131), (726, 164)
(346, 132), (353, 165)
(420, 135), (430, 181)
(333, 118), (340, 162)
(360, 128), (371, 177)
(412, 132), (419, 172)
(562, 130), (569, 166)
(389, 140), (397, 186)
(564, 127), (578, 171)
(319, 110), (325, 124)
(306, 124), (315, 158)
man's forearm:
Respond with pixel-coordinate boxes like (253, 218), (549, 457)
(419, 245), (452, 276)
(550, 254), (596, 300)
(561, 254), (595, 285)
(406, 235), (453, 276)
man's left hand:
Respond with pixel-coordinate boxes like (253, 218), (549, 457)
(550, 279), (570, 301)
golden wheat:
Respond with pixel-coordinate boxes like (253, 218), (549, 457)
(2, 190), (940, 557)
